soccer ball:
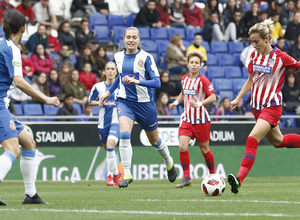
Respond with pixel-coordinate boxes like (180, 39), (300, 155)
(201, 174), (226, 196)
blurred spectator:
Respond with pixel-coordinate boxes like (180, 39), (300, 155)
(94, 45), (110, 77)
(165, 34), (188, 75)
(33, 0), (58, 29)
(223, 0), (239, 26)
(169, 0), (186, 28)
(156, 92), (172, 116)
(58, 21), (78, 55)
(79, 63), (98, 92)
(0, 0), (14, 23)
(259, 10), (269, 22)
(284, 11), (300, 49)
(156, 0), (171, 28)
(183, 0), (204, 29)
(133, 0), (161, 28)
(92, 0), (109, 16)
(48, 68), (64, 101)
(18, 43), (35, 82)
(59, 63), (72, 85)
(276, 37), (288, 53)
(214, 97), (233, 121)
(75, 19), (98, 51)
(26, 24), (50, 54)
(11, 87), (30, 105)
(230, 9), (248, 43)
(76, 44), (98, 73)
(297, 0), (300, 11)
(240, 43), (255, 67)
(203, 0), (223, 24)
(282, 71), (300, 114)
(31, 44), (55, 75)
(64, 69), (88, 105)
(125, 0), (146, 14)
(15, 0), (37, 25)
(52, 45), (74, 71)
(155, 70), (179, 101)
(243, 2), (260, 32)
(267, 0), (284, 24)
(290, 33), (300, 62)
(46, 25), (60, 53)
(56, 94), (78, 121)
(30, 72), (50, 103)
(271, 12), (284, 44)
(71, 0), (97, 18)
(107, 0), (131, 16)
(281, 0), (296, 28)
(187, 33), (207, 70)
(79, 103), (94, 121)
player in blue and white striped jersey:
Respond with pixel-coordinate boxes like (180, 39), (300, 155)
(100, 27), (177, 188)
(89, 62), (120, 187)
(0, 10), (60, 206)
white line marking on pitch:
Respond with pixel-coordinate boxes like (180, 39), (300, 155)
(0, 208), (299, 218)
(132, 199), (300, 205)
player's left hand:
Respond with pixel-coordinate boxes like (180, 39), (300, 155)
(189, 101), (200, 108)
(123, 75), (139, 85)
(46, 96), (60, 107)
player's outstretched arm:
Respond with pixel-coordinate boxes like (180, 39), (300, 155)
(14, 76), (60, 107)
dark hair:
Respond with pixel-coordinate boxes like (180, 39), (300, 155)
(81, 19), (89, 24)
(3, 10), (26, 40)
(58, 21), (70, 32)
(194, 32), (202, 37)
(285, 70), (298, 85)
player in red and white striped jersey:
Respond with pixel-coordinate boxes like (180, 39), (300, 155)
(228, 18), (300, 194)
(169, 49), (217, 188)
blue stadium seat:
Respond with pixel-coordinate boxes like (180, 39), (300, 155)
(112, 26), (126, 44)
(260, 3), (269, 11)
(44, 104), (60, 116)
(90, 13), (108, 29)
(219, 90), (235, 101)
(199, 67), (206, 77)
(224, 66), (243, 78)
(141, 40), (158, 53)
(137, 27), (150, 40)
(150, 27), (168, 41)
(216, 53), (234, 66)
(73, 103), (82, 114)
(185, 27), (202, 41)
(92, 105), (100, 115)
(107, 54), (113, 61)
(126, 13), (137, 27)
(94, 26), (111, 43)
(13, 103), (23, 116)
(177, 104), (183, 114)
(201, 41), (211, 53)
(241, 3), (251, 12)
(23, 103), (43, 118)
(211, 41), (228, 54)
(280, 118), (298, 129)
(108, 14), (126, 29)
(228, 42), (244, 54)
(150, 53), (160, 66)
(243, 91), (251, 104)
(233, 53), (243, 67)
(207, 66), (225, 80)
(212, 78), (232, 93)
(155, 40), (169, 56)
(183, 40), (190, 49)
(118, 39), (125, 49)
(167, 27), (186, 40)
(242, 67), (249, 78)
(206, 53), (218, 66)
(232, 78), (247, 94)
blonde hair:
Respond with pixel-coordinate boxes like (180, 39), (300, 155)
(186, 49), (204, 63)
(248, 18), (274, 43)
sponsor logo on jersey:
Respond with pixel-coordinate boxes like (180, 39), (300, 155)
(183, 89), (197, 95)
(103, 99), (116, 107)
(9, 120), (16, 130)
(253, 64), (272, 74)
(12, 61), (21, 67)
(138, 59), (144, 66)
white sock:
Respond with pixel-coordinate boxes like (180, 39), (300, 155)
(119, 138), (132, 177)
(0, 152), (15, 182)
(106, 149), (118, 176)
(20, 150), (36, 197)
(155, 138), (172, 168)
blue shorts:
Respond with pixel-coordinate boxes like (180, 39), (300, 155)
(98, 123), (120, 144)
(0, 106), (24, 143)
(117, 98), (158, 131)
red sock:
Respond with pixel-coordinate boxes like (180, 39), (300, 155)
(237, 136), (258, 184)
(203, 150), (215, 174)
(180, 150), (190, 178)
(277, 134), (300, 148)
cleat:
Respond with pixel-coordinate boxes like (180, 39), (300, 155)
(167, 158), (177, 183)
(106, 175), (113, 186)
(112, 172), (120, 187)
(175, 177), (192, 188)
(228, 174), (241, 194)
(0, 199), (7, 206)
(119, 178), (133, 188)
(22, 193), (48, 204)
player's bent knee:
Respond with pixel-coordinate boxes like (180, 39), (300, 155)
(120, 132), (131, 140)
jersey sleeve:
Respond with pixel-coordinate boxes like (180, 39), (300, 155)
(201, 75), (215, 96)
(144, 54), (159, 79)
(4, 45), (23, 79)
(281, 52), (300, 71)
(89, 84), (99, 102)
(247, 51), (256, 75)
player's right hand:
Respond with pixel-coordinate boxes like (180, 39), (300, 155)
(230, 99), (239, 110)
(46, 96), (60, 107)
(169, 103), (176, 110)
(99, 91), (110, 107)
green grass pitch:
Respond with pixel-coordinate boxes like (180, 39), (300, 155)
(1, 177), (300, 219)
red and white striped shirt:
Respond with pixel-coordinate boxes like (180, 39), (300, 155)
(248, 46), (300, 110)
(181, 73), (215, 124)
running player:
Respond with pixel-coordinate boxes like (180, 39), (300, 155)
(89, 62), (120, 187)
(169, 49), (217, 188)
(99, 27), (177, 188)
(0, 10), (60, 205)
(228, 18), (300, 194)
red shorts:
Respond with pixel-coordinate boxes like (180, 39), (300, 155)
(252, 106), (282, 127)
(179, 120), (211, 143)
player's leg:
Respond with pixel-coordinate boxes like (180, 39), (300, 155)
(18, 128), (47, 204)
(267, 125), (300, 148)
(199, 141), (215, 174)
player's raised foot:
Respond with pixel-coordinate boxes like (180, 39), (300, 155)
(166, 158), (177, 183)
(0, 199), (7, 206)
(112, 172), (120, 187)
(175, 177), (192, 188)
(22, 193), (48, 204)
(106, 175), (113, 186)
(119, 175), (133, 188)
(228, 174), (241, 194)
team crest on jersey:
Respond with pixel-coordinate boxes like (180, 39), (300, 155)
(193, 83), (198, 89)
(9, 120), (16, 130)
(138, 59), (144, 66)
(267, 58), (275, 66)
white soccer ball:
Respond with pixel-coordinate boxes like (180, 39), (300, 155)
(201, 174), (226, 196)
